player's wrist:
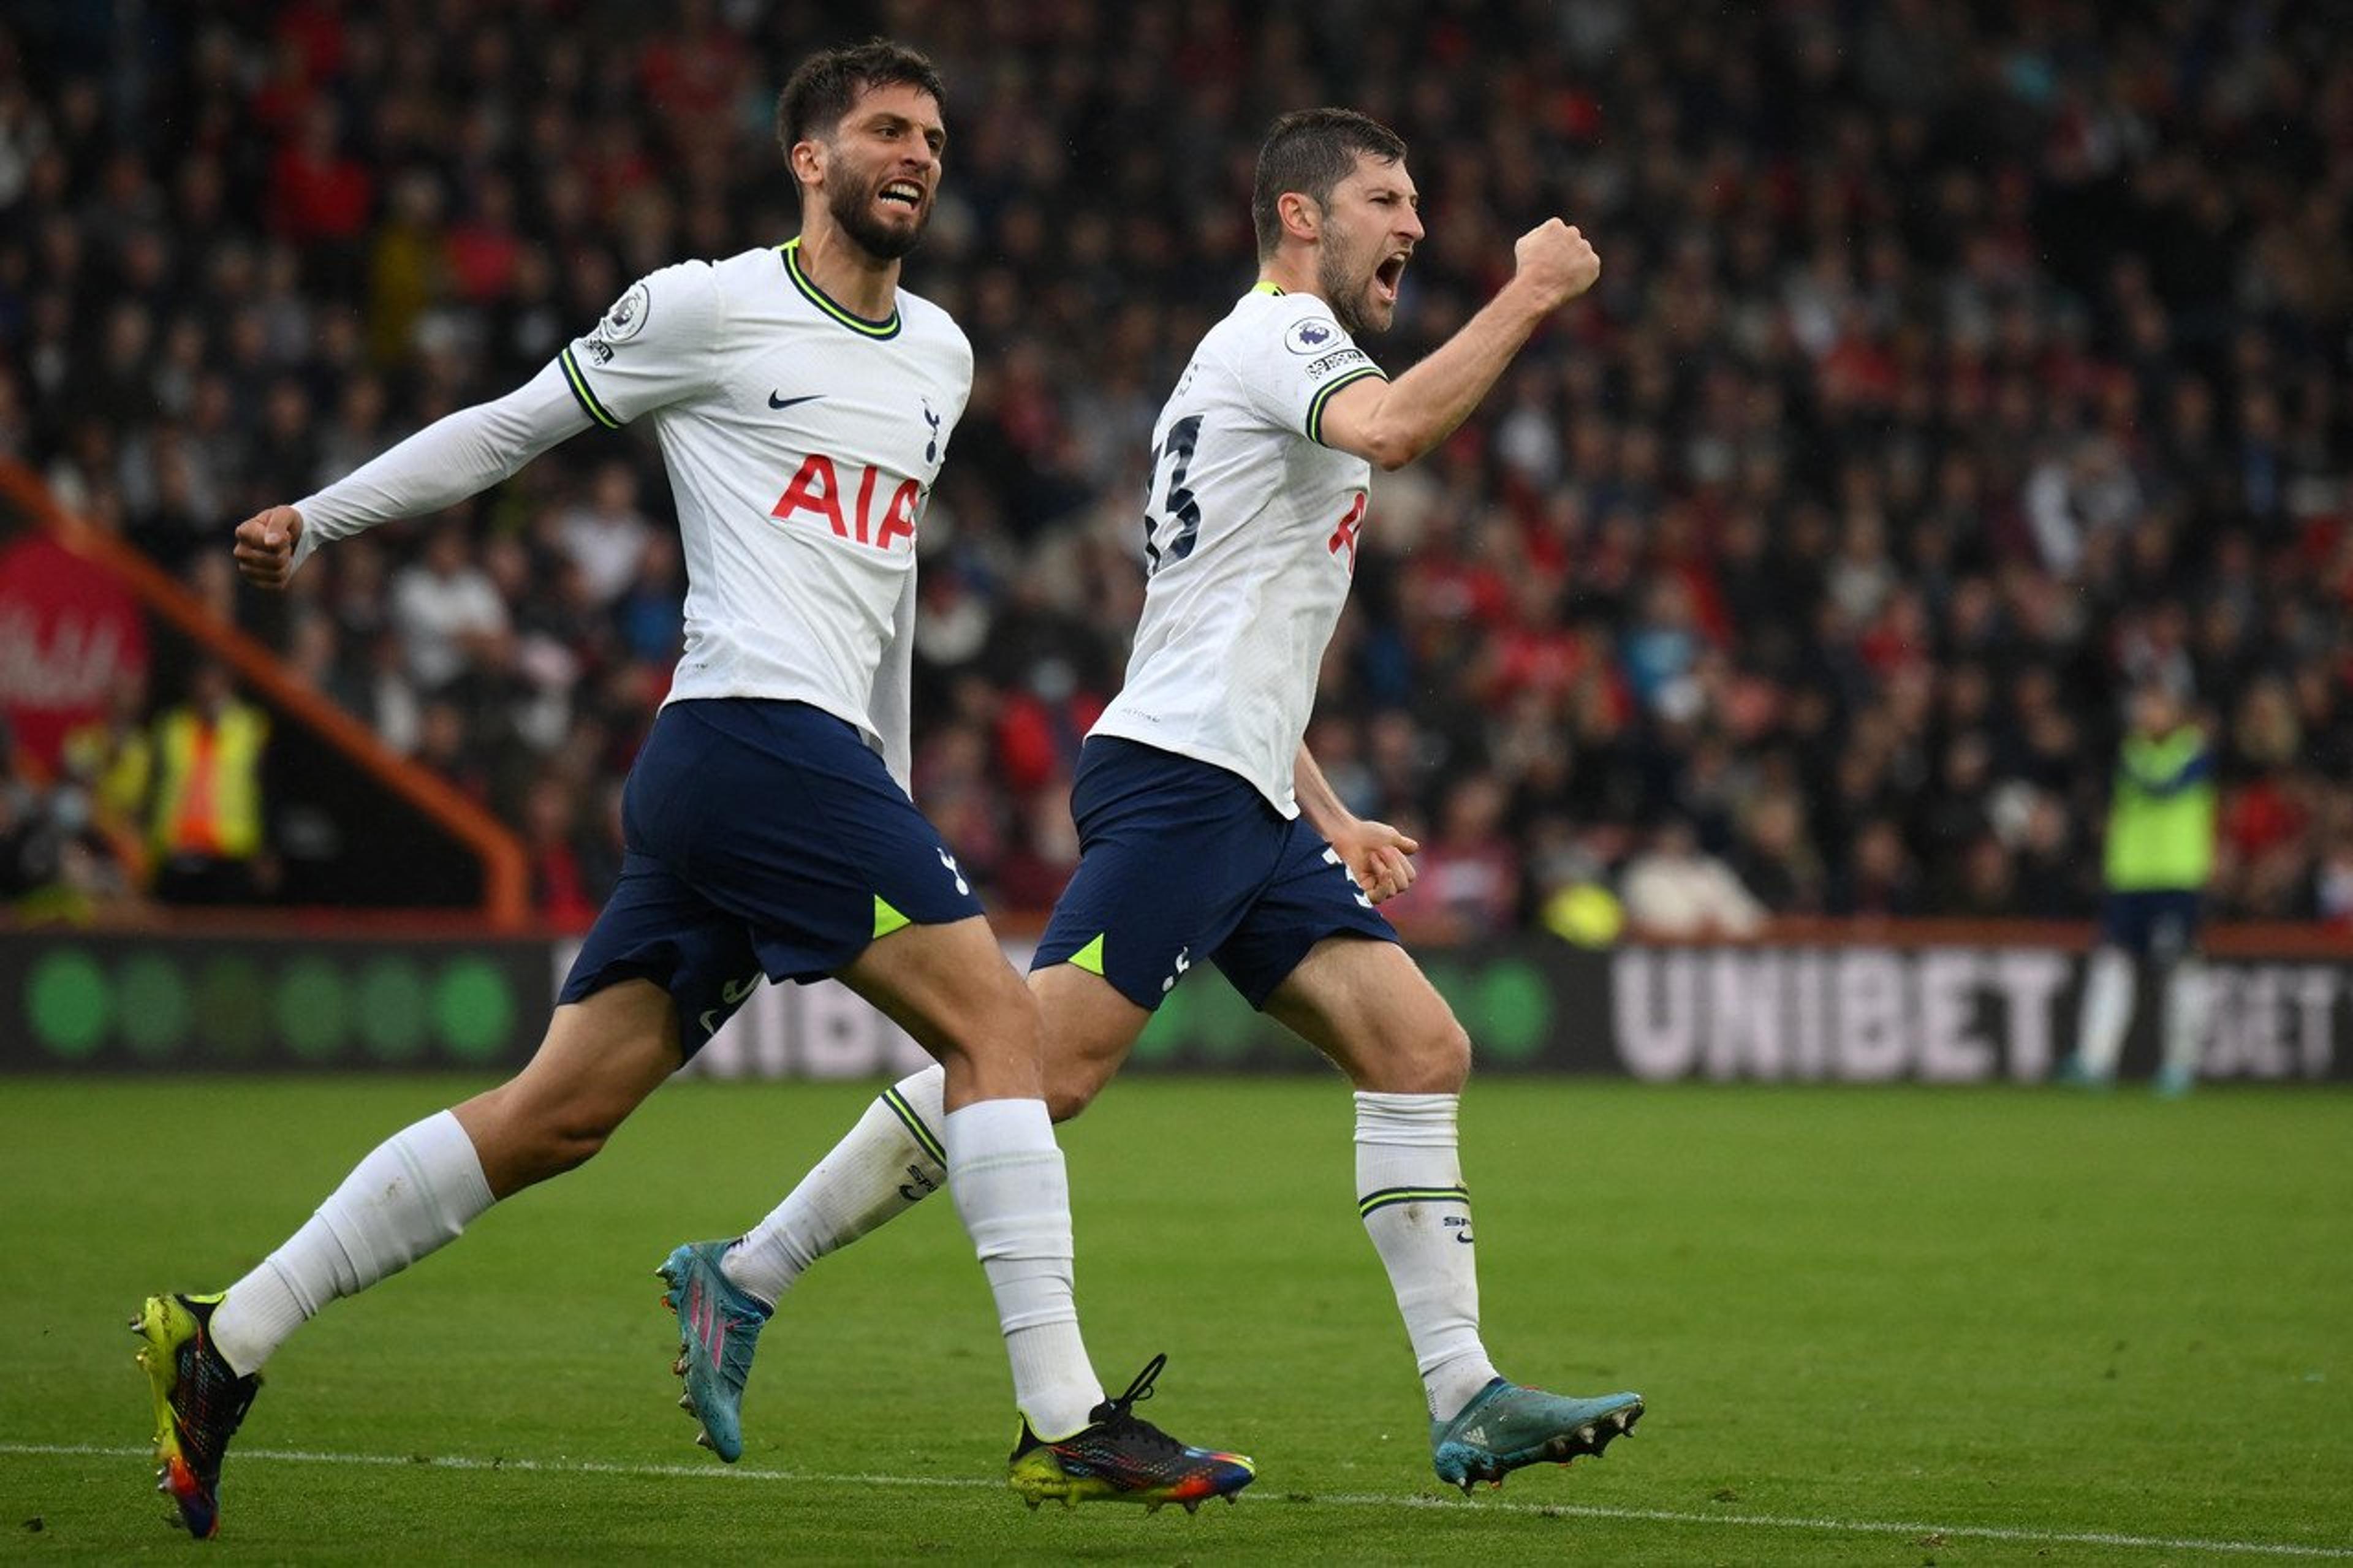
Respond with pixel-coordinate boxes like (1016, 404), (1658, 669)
(1490, 275), (1560, 331)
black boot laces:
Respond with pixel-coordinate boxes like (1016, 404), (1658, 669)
(1092, 1352), (1182, 1453)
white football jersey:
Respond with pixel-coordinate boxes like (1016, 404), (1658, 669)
(1090, 284), (1385, 816)
(559, 241), (970, 757)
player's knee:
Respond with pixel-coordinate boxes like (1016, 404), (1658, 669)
(472, 1080), (630, 1187)
(933, 964), (1046, 1078)
(1044, 1061), (1112, 1123)
(1400, 1016), (1472, 1093)
(540, 1112), (622, 1175)
(1358, 1013), (1471, 1094)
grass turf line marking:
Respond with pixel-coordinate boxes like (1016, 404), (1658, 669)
(11, 1442), (2348, 1560)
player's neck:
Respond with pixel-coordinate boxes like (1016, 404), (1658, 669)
(1261, 252), (1321, 300)
(793, 224), (901, 320)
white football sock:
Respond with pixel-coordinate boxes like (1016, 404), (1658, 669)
(722, 1068), (948, 1307)
(944, 1097), (1102, 1436)
(2074, 946), (2137, 1078)
(1356, 1091), (1499, 1421)
(2160, 959), (2209, 1081)
(210, 1110), (494, 1377)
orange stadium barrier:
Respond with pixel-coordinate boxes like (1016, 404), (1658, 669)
(0, 460), (529, 929)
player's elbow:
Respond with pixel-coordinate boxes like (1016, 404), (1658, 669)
(1360, 424), (1422, 472)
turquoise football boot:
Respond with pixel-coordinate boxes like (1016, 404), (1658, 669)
(2053, 1053), (2114, 1089)
(657, 1241), (771, 1462)
(1431, 1379), (1643, 1493)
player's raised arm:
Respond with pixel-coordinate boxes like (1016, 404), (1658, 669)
(237, 262), (721, 592)
(1316, 219), (1599, 472)
(231, 357), (591, 593)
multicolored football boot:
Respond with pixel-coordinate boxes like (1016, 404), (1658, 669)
(131, 1292), (262, 1539)
(657, 1240), (771, 1462)
(1431, 1378), (1643, 1493)
(1007, 1354), (1256, 1512)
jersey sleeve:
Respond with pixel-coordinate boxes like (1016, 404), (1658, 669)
(555, 261), (724, 428)
(1232, 295), (1387, 447)
(289, 357), (590, 574)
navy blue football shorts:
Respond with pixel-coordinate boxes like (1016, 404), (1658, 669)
(1032, 736), (1398, 1012)
(2098, 888), (2203, 963)
(559, 698), (984, 1055)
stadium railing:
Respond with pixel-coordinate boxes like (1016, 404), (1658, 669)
(0, 459), (528, 927)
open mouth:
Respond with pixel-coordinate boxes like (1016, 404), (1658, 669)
(1374, 252), (1409, 305)
(879, 180), (924, 211)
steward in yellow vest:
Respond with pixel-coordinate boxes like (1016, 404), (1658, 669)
(149, 662), (270, 904)
(2061, 683), (2215, 1096)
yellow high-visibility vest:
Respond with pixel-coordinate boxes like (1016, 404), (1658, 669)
(150, 704), (269, 860)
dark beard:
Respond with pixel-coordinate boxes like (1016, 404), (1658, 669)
(1317, 240), (1371, 338)
(829, 175), (925, 261)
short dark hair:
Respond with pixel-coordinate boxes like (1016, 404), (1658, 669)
(775, 39), (944, 172)
(1252, 108), (1409, 260)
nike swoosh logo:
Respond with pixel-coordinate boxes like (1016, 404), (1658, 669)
(768, 392), (822, 411)
(1455, 1232), (1475, 1244)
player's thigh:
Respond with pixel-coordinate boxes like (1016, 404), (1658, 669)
(1029, 961), (1152, 1119)
(1032, 738), (1279, 1012)
(559, 846), (766, 1059)
(836, 915), (1040, 1098)
(1262, 936), (1470, 1094)
(682, 702), (988, 964)
(455, 977), (683, 1195)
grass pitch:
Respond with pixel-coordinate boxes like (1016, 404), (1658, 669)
(1, 1074), (2347, 1564)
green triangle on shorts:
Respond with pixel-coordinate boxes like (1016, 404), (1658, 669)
(1069, 933), (1107, 975)
(873, 895), (911, 939)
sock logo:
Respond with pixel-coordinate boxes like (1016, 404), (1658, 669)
(1445, 1214), (1476, 1244)
(897, 1162), (939, 1203)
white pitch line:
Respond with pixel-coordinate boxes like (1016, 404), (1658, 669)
(8, 1442), (2349, 1560)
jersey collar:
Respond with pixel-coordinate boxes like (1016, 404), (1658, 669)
(779, 238), (903, 339)
(1252, 279), (1285, 295)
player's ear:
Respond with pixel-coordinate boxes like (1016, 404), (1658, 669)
(789, 135), (827, 188)
(1278, 191), (1320, 245)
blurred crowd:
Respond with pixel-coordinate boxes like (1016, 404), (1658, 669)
(5, 0), (2352, 934)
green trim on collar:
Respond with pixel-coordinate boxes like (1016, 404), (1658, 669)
(779, 238), (903, 338)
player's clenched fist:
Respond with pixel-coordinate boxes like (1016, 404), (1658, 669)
(232, 505), (305, 591)
(1512, 219), (1601, 311)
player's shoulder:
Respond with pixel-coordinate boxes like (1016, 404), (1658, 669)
(1205, 286), (1364, 367)
(698, 245), (790, 300)
(591, 255), (729, 347)
(891, 284), (972, 360)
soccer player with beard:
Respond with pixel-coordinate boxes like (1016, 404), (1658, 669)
(670, 108), (1647, 1494)
(130, 40), (1252, 1538)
